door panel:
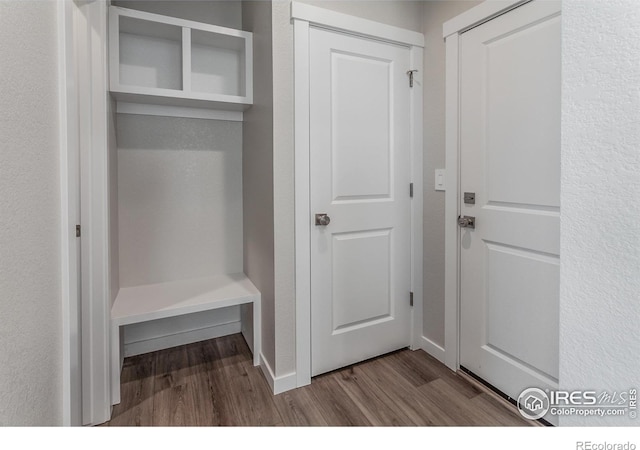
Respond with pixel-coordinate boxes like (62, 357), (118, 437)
(485, 12), (561, 208)
(459, 0), (561, 419)
(331, 52), (392, 200)
(332, 229), (392, 331)
(310, 27), (411, 376)
(485, 243), (560, 379)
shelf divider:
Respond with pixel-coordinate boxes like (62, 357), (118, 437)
(182, 27), (191, 93)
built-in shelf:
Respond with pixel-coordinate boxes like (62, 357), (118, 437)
(109, 6), (253, 120)
(110, 273), (261, 404)
(112, 273), (260, 326)
(107, 6), (259, 406)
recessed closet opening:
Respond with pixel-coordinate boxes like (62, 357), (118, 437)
(107, 0), (261, 405)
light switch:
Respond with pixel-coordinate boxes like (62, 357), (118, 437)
(435, 169), (445, 191)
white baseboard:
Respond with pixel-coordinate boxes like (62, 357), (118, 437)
(274, 371), (298, 395)
(124, 321), (241, 357)
(421, 335), (446, 365)
(259, 352), (276, 392)
(259, 352), (298, 395)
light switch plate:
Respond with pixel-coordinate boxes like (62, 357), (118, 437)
(435, 169), (445, 191)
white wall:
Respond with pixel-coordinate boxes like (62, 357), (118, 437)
(560, 0), (640, 426)
(0, 1), (62, 425)
(242, 0), (277, 372)
(421, 0), (480, 349)
(117, 115), (243, 287)
(272, 0), (297, 378)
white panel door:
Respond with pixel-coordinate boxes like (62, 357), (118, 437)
(458, 0), (561, 412)
(310, 27), (412, 376)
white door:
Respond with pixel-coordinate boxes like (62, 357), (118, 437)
(309, 27), (412, 376)
(459, 0), (561, 406)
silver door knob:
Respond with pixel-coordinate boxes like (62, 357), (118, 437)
(315, 213), (331, 226)
(458, 215), (475, 229)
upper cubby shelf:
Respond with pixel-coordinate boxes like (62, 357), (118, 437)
(109, 6), (253, 119)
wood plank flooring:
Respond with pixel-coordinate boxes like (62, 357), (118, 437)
(105, 333), (532, 426)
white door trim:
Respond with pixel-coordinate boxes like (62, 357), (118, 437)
(293, 16), (312, 387)
(58, 0), (81, 426)
(442, 0), (530, 38)
(83, 0), (112, 425)
(442, 0), (533, 371)
(292, 2), (424, 388)
(60, 0), (112, 425)
(291, 2), (424, 48)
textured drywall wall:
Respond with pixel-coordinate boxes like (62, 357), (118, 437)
(112, 0), (242, 28)
(298, 0), (424, 32)
(117, 115), (243, 287)
(242, 0), (277, 373)
(0, 1), (62, 425)
(560, 0), (640, 426)
(271, 1), (297, 377)
(421, 0), (480, 348)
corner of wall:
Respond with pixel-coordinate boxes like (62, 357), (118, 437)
(271, 0), (297, 379)
(242, 0), (277, 376)
(420, 0), (481, 352)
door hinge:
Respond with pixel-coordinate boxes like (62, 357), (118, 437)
(410, 291), (414, 307)
(410, 182), (414, 198)
(76, 225), (81, 238)
(407, 69), (418, 88)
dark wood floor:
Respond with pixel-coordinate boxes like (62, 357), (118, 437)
(105, 333), (531, 426)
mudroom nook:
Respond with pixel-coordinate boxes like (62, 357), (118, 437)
(106, 3), (260, 405)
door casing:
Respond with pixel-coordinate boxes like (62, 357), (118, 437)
(442, 0), (539, 371)
(59, 0), (112, 426)
(58, 0), (82, 426)
(292, 2), (424, 389)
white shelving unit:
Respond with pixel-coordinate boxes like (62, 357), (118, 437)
(109, 6), (253, 120)
(107, 6), (260, 404)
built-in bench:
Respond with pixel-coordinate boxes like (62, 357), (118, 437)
(110, 273), (260, 404)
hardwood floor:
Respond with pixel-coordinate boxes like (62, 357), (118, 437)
(105, 333), (532, 426)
